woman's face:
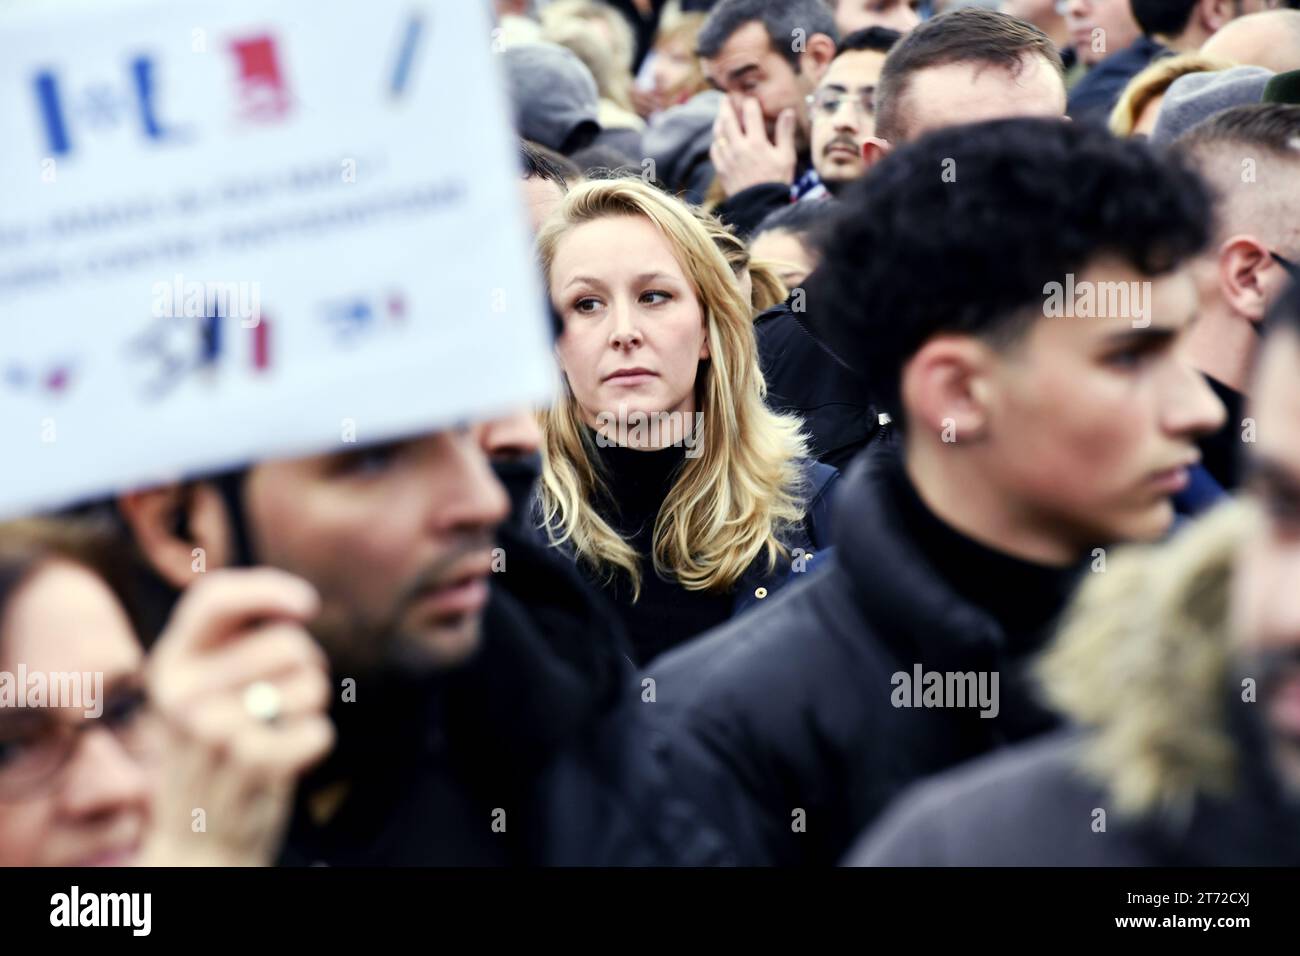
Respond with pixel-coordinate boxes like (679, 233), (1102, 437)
(552, 214), (710, 438)
(0, 561), (152, 866)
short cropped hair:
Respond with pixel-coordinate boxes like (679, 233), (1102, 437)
(837, 26), (903, 55)
(807, 118), (1213, 420)
(874, 7), (1063, 143)
(697, 0), (839, 70)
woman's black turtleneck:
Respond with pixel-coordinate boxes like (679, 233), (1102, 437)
(587, 437), (734, 665)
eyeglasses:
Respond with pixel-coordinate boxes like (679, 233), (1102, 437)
(807, 88), (875, 119)
(0, 685), (151, 801)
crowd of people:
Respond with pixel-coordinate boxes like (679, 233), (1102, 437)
(4, 0), (1300, 868)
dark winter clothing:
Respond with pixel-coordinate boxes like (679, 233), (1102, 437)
(850, 501), (1300, 866)
(1199, 375), (1246, 492)
(643, 91), (722, 205)
(1173, 375), (1245, 516)
(1067, 37), (1167, 124)
(715, 182), (794, 239)
(755, 301), (890, 471)
(564, 437), (839, 665)
(280, 520), (732, 866)
(588, 441), (734, 664)
(714, 163), (822, 238)
(645, 446), (1087, 865)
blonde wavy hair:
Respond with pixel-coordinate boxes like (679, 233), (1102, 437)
(542, 0), (638, 112)
(536, 177), (811, 598)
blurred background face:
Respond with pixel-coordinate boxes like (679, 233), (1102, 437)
(0, 561), (151, 866)
(810, 49), (889, 184)
(702, 21), (824, 145)
(551, 214), (710, 439)
(242, 430), (510, 676)
(1231, 327), (1300, 794)
(834, 0), (922, 35)
(1065, 0), (1142, 66)
(750, 228), (819, 287)
(651, 34), (700, 105)
(897, 54), (1067, 142)
(970, 260), (1224, 552)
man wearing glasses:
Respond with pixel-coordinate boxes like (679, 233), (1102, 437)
(807, 27), (901, 195)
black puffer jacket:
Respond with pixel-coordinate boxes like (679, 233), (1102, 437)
(281, 520), (732, 866)
(851, 500), (1300, 867)
(645, 446), (1084, 866)
(755, 301), (891, 470)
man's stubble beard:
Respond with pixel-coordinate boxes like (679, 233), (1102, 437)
(301, 534), (497, 686)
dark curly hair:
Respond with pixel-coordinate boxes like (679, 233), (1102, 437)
(804, 117), (1214, 422)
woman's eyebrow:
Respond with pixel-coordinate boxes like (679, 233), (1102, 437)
(562, 275), (607, 291)
(632, 272), (679, 285)
(562, 272), (680, 290)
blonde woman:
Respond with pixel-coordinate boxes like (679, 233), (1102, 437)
(535, 177), (838, 665)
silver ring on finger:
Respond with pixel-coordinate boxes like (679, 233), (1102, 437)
(242, 680), (283, 727)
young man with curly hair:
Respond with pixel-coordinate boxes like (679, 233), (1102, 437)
(646, 117), (1226, 866)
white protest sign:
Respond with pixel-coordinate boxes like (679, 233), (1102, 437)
(0, 0), (552, 518)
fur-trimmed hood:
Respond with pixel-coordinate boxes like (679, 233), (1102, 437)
(1037, 500), (1256, 819)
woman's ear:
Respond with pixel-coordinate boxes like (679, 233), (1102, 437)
(116, 482), (234, 589)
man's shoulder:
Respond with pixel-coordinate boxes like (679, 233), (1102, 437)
(846, 733), (1119, 866)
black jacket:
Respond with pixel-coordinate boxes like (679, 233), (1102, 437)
(850, 499), (1300, 867)
(645, 447), (1083, 865)
(715, 182), (792, 238)
(534, 452), (839, 666)
(1067, 37), (1167, 124)
(280, 521), (731, 866)
(756, 301), (890, 471)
